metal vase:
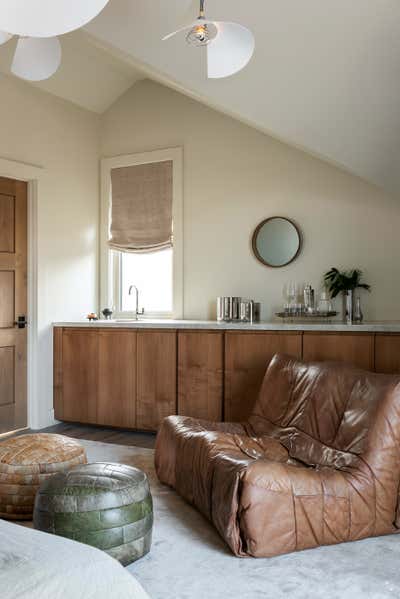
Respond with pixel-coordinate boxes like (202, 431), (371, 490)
(343, 290), (354, 324)
(353, 296), (364, 323)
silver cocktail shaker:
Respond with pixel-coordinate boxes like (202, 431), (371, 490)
(217, 297), (238, 322)
(218, 297), (261, 323)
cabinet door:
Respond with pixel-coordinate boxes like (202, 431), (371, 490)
(303, 333), (374, 370)
(224, 332), (302, 422)
(178, 331), (223, 421)
(136, 330), (177, 431)
(375, 334), (400, 373)
(97, 330), (136, 428)
(60, 329), (98, 424)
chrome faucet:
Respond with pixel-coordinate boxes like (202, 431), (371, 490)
(128, 285), (144, 320)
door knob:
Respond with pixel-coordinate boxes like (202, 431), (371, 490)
(14, 315), (28, 329)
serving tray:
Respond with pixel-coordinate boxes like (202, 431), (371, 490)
(275, 311), (338, 319)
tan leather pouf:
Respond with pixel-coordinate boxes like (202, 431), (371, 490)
(0, 433), (87, 520)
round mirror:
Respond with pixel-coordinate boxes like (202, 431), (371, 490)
(252, 217), (301, 268)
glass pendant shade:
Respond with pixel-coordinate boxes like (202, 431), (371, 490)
(0, 0), (110, 38)
(11, 37), (62, 81)
(163, 19), (254, 79)
(186, 21), (218, 47)
(162, 0), (254, 78)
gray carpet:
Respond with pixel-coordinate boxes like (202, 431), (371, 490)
(81, 439), (400, 599)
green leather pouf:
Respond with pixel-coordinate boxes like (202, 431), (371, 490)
(33, 462), (153, 566)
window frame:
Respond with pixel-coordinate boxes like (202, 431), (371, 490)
(100, 148), (183, 319)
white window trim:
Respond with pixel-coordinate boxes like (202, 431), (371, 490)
(100, 147), (183, 319)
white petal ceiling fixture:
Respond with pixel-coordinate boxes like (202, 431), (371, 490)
(0, 0), (110, 38)
(11, 37), (61, 82)
(162, 0), (255, 79)
(0, 0), (109, 82)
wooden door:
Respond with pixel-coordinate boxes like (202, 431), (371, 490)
(0, 177), (27, 434)
(178, 331), (223, 421)
(303, 333), (374, 370)
(136, 330), (177, 431)
(97, 330), (136, 428)
(225, 332), (302, 422)
(375, 334), (400, 374)
(59, 329), (98, 424)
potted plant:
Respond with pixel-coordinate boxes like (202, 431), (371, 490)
(324, 268), (371, 324)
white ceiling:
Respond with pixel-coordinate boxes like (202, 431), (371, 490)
(0, 30), (144, 113)
(0, 1), (398, 193)
(82, 0), (400, 194)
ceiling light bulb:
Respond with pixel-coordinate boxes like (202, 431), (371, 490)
(186, 20), (217, 47)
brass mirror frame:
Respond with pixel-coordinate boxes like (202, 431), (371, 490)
(251, 216), (302, 268)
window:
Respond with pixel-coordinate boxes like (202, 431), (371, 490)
(115, 247), (173, 314)
(101, 148), (183, 318)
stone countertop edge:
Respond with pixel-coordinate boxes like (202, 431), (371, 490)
(52, 320), (400, 333)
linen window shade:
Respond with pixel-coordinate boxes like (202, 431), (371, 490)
(109, 160), (173, 253)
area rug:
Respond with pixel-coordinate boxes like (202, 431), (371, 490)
(79, 439), (400, 599)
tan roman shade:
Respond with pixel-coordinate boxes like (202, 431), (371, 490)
(109, 160), (173, 253)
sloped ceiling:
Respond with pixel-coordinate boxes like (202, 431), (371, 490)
(83, 0), (400, 194)
(0, 30), (144, 113)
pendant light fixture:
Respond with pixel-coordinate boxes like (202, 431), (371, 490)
(163, 0), (255, 78)
(0, 0), (110, 82)
(11, 37), (62, 82)
(0, 0), (110, 38)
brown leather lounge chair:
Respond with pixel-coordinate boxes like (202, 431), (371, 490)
(155, 353), (400, 557)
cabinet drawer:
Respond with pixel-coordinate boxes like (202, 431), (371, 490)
(97, 330), (136, 428)
(136, 330), (177, 431)
(224, 331), (302, 422)
(61, 329), (98, 424)
(178, 331), (223, 421)
(375, 334), (400, 374)
(303, 332), (374, 370)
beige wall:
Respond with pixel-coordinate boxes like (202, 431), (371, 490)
(2, 74), (399, 427)
(0, 73), (99, 428)
(101, 79), (400, 321)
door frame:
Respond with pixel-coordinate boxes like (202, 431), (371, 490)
(0, 157), (42, 431)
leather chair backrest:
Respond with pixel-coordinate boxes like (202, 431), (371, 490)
(249, 354), (400, 464)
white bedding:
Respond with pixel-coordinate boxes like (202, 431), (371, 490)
(0, 519), (150, 599)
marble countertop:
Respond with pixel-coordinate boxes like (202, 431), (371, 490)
(53, 319), (400, 333)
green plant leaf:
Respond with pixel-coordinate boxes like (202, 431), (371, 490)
(323, 267), (370, 296)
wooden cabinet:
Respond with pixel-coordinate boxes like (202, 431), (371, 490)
(375, 334), (400, 373)
(97, 330), (136, 428)
(54, 326), (400, 432)
(54, 328), (136, 428)
(136, 331), (177, 431)
(178, 331), (223, 421)
(58, 329), (98, 424)
(303, 332), (374, 370)
(224, 332), (302, 422)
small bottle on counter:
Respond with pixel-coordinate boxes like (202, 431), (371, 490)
(353, 297), (364, 323)
(303, 284), (315, 314)
(317, 289), (332, 315)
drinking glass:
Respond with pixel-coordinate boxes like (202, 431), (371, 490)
(287, 281), (297, 314)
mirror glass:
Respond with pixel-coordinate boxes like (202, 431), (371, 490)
(252, 217), (301, 268)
